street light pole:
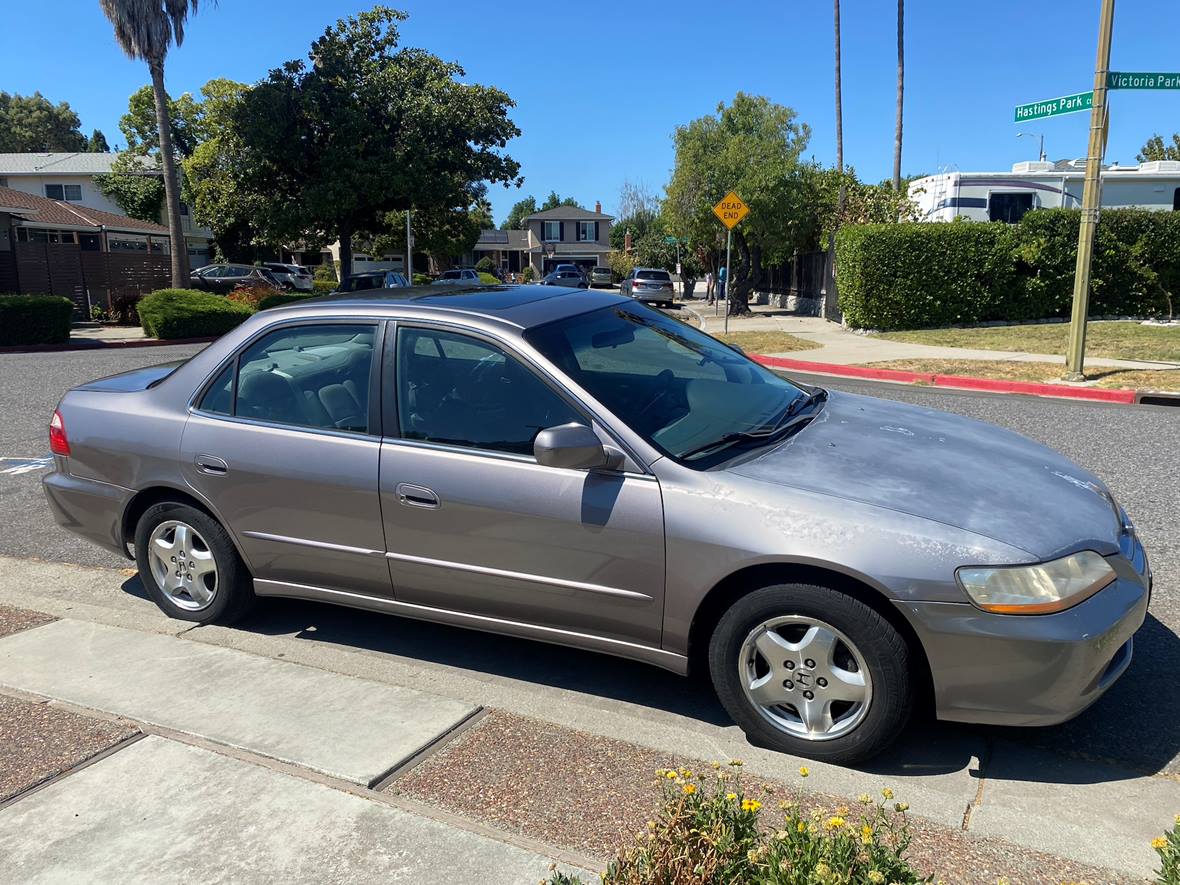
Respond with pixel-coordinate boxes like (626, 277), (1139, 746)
(1064, 0), (1116, 381)
(405, 210), (412, 280)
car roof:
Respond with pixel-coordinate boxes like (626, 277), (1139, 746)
(266, 283), (627, 330)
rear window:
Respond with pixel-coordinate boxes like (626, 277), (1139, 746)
(593, 267), (610, 273)
(441, 270), (462, 279)
(637, 270), (671, 281)
(341, 275), (380, 292)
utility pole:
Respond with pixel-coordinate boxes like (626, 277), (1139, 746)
(1064, 0), (1115, 381)
(405, 210), (413, 281)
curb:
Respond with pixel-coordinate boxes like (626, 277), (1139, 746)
(0, 336), (216, 355)
(751, 354), (1140, 404)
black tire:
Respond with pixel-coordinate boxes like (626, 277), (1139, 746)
(134, 501), (255, 625)
(708, 583), (912, 765)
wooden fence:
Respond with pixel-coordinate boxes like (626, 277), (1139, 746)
(6, 242), (171, 315)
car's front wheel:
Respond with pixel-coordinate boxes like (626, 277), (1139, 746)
(708, 583), (912, 764)
(134, 502), (255, 625)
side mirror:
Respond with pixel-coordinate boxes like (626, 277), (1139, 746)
(727, 342), (745, 355)
(534, 423), (613, 470)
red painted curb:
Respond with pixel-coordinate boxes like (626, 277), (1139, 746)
(0, 336), (216, 354)
(751, 354), (1140, 404)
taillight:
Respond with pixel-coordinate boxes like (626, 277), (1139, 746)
(49, 409), (70, 456)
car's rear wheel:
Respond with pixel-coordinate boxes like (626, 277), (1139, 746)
(134, 502), (255, 625)
(708, 583), (912, 764)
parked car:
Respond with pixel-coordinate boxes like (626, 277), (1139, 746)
(621, 267), (675, 307)
(338, 270), (410, 292)
(540, 269), (589, 289)
(432, 268), (481, 284)
(43, 287), (1149, 764)
(263, 262), (314, 292)
(189, 264), (283, 295)
(589, 266), (613, 288)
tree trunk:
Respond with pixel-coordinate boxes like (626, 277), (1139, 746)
(149, 59), (189, 288)
(893, 0), (904, 193)
(728, 232), (755, 317)
(338, 223), (353, 281)
(833, 0), (846, 231)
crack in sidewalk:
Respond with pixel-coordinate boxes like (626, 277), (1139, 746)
(961, 735), (993, 831)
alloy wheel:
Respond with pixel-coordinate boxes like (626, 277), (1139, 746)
(147, 520), (218, 612)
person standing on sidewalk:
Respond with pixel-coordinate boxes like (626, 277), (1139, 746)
(717, 265), (727, 303)
(705, 270), (715, 305)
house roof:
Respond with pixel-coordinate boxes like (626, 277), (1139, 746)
(0, 185), (169, 234)
(474, 228), (530, 250)
(0, 152), (125, 175)
(524, 206), (613, 222)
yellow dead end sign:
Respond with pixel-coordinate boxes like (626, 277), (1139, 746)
(712, 191), (749, 229)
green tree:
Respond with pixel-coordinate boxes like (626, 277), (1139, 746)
(0, 92), (86, 152)
(1137, 132), (1180, 162)
(87, 129), (111, 152)
(193, 7), (520, 278)
(540, 190), (581, 211)
(93, 152), (164, 222)
(99, 0), (204, 287)
(501, 195), (537, 229)
(663, 93), (812, 315)
(119, 84), (205, 158)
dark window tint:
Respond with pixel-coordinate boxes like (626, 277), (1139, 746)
(44, 184), (64, 200)
(396, 327), (581, 456)
(199, 363), (234, 415)
(1173, 188), (1180, 211)
(636, 270), (671, 281)
(210, 325), (376, 433)
(988, 192), (1034, 223)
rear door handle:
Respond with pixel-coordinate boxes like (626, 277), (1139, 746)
(195, 454), (228, 476)
(396, 483), (440, 509)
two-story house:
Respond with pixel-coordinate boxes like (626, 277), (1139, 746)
(0, 152), (214, 262)
(524, 203), (612, 275)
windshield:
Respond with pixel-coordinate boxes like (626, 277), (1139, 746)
(526, 304), (807, 463)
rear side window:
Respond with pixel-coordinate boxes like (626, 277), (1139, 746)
(197, 324), (376, 434)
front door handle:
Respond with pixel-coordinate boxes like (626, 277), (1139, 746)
(195, 454), (228, 476)
(396, 483), (440, 509)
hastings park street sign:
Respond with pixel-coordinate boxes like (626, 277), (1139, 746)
(1014, 90), (1093, 122)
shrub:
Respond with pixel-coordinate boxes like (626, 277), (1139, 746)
(258, 292), (316, 310)
(313, 278), (337, 293)
(313, 263), (337, 283)
(137, 288), (253, 340)
(1155, 814), (1180, 885)
(0, 294), (73, 346)
(521, 266), (536, 282)
(549, 763), (925, 885)
(110, 294), (141, 326)
(412, 272), (433, 286)
(837, 222), (1016, 330)
(226, 283), (275, 310)
(475, 256), (496, 274)
(608, 250), (635, 283)
(837, 209), (1180, 330)
(478, 271), (500, 284)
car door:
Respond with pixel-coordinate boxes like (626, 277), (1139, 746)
(379, 322), (666, 647)
(180, 320), (392, 598)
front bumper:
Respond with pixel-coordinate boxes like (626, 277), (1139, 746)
(43, 468), (134, 558)
(901, 543), (1150, 726)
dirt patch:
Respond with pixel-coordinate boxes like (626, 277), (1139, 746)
(0, 604), (55, 640)
(866, 358), (1180, 392)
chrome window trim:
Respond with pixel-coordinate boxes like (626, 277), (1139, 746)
(379, 435), (654, 481)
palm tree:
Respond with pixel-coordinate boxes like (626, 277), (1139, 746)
(99, 0), (202, 287)
(833, 0), (845, 224)
(892, 0), (904, 192)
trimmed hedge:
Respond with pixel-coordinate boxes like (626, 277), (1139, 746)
(258, 292), (317, 310)
(137, 289), (253, 340)
(837, 209), (1180, 330)
(478, 271), (500, 284)
(0, 294), (73, 346)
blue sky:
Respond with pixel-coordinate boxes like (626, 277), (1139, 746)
(3, 1), (1179, 225)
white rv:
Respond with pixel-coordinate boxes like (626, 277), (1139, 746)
(909, 160), (1180, 223)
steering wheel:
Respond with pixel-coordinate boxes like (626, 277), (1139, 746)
(635, 369), (676, 422)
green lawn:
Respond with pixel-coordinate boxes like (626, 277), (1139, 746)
(876, 321), (1180, 363)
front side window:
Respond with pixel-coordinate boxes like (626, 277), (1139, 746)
(542, 220), (561, 242)
(577, 221), (596, 241)
(396, 327), (581, 456)
(198, 324), (376, 433)
(527, 305), (806, 462)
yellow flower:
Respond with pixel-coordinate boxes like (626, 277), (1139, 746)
(1175, 813), (1180, 825)
(1153, 836), (1168, 850)
(894, 801), (910, 813)
(747, 848), (761, 864)
(861, 824), (874, 845)
(726, 792), (738, 801)
(868, 872), (886, 884)
(728, 759), (744, 767)
(710, 760), (721, 770)
(824, 815), (846, 830)
(857, 793), (872, 805)
(815, 862), (831, 881)
(741, 798), (763, 812)
(664, 771), (676, 780)
(882, 788), (895, 800)
(682, 783), (697, 795)
(797, 820), (806, 833)
(799, 766), (810, 778)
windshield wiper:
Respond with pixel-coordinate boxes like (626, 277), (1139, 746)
(678, 389), (828, 461)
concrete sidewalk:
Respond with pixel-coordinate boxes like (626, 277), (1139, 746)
(0, 555), (1175, 879)
(688, 303), (1180, 371)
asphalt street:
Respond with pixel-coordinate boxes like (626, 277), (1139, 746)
(0, 342), (1176, 776)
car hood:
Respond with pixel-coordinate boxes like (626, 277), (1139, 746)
(727, 390), (1122, 560)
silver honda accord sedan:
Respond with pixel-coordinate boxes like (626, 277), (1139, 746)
(43, 285), (1150, 763)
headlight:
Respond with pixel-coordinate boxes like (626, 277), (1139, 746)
(956, 551), (1116, 615)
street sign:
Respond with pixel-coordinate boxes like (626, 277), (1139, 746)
(1108, 71), (1180, 90)
(712, 192), (749, 229)
(1014, 91), (1093, 122)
